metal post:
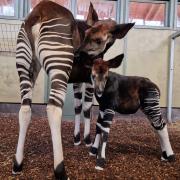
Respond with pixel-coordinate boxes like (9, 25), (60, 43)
(122, 0), (129, 75)
(167, 31), (180, 122)
(167, 38), (175, 122)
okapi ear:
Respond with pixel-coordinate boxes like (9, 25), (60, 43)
(106, 54), (124, 69)
(86, 2), (99, 26)
(110, 23), (135, 39)
(72, 23), (81, 51)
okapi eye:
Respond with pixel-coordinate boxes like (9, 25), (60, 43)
(95, 38), (102, 45)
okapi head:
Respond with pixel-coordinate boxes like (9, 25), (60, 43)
(92, 54), (124, 97)
(79, 8), (135, 57)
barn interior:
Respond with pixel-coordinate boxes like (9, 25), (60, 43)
(0, 0), (179, 179)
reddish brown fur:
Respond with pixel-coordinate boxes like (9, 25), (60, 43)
(24, 1), (80, 52)
(92, 59), (109, 75)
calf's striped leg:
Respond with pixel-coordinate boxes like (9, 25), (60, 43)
(90, 110), (104, 156)
(95, 109), (115, 170)
(141, 88), (175, 162)
(83, 82), (94, 146)
(73, 83), (83, 145)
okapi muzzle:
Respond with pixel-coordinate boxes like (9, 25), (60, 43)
(92, 54), (124, 97)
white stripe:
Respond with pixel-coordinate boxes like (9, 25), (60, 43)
(20, 88), (31, 94)
(74, 98), (82, 107)
(49, 96), (63, 105)
(45, 62), (72, 72)
(99, 111), (104, 119)
(38, 34), (72, 43)
(97, 123), (110, 133)
(44, 57), (72, 69)
(83, 102), (92, 111)
(104, 121), (112, 124)
(51, 79), (67, 86)
(84, 117), (90, 138)
(101, 142), (107, 158)
(17, 68), (29, 74)
(41, 17), (64, 24)
(49, 70), (69, 80)
(19, 74), (29, 79)
(16, 61), (30, 69)
(20, 80), (32, 87)
(38, 41), (73, 48)
(93, 134), (101, 149)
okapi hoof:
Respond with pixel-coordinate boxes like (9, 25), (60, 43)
(54, 162), (68, 180)
(12, 157), (23, 175)
(161, 151), (176, 162)
(89, 147), (98, 157)
(95, 158), (106, 171)
(84, 134), (92, 147)
(74, 133), (81, 146)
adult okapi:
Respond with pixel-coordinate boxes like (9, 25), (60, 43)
(13, 0), (134, 179)
(89, 54), (175, 170)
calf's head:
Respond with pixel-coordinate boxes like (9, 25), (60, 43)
(92, 54), (124, 97)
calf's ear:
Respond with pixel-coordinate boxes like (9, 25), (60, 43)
(110, 23), (135, 39)
(107, 54), (124, 68)
(86, 2), (99, 26)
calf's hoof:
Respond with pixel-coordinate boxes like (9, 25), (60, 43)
(12, 157), (23, 175)
(84, 134), (92, 147)
(161, 151), (176, 162)
(74, 133), (81, 146)
(89, 147), (98, 157)
(54, 162), (68, 180)
(95, 158), (106, 171)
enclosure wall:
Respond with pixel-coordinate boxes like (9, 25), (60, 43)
(0, 19), (180, 107)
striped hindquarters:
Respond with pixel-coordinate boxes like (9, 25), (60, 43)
(141, 88), (166, 130)
(37, 18), (74, 107)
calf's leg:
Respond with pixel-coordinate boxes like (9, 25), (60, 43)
(90, 110), (104, 156)
(95, 109), (115, 170)
(141, 88), (175, 162)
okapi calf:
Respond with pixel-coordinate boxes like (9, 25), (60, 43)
(89, 54), (175, 170)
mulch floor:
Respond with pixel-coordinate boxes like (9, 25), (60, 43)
(0, 113), (179, 180)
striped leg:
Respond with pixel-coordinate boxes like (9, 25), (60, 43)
(90, 110), (104, 156)
(46, 71), (71, 180)
(141, 88), (175, 162)
(95, 109), (115, 170)
(83, 82), (94, 147)
(13, 24), (41, 174)
(38, 18), (74, 179)
(73, 83), (83, 145)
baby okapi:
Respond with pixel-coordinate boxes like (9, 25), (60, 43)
(90, 54), (175, 170)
